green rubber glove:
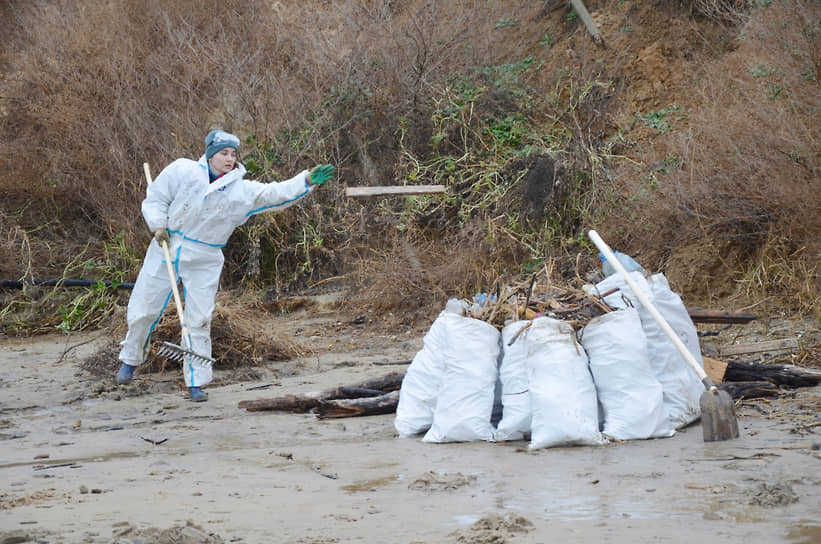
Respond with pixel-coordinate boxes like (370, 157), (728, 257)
(309, 164), (335, 186)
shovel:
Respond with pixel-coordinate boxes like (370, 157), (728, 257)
(588, 230), (739, 442)
(143, 163), (215, 367)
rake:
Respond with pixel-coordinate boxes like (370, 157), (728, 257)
(144, 163), (215, 367)
(157, 341), (214, 365)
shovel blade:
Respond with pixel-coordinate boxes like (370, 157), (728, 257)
(700, 388), (740, 442)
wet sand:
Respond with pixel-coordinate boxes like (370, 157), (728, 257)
(1, 316), (820, 543)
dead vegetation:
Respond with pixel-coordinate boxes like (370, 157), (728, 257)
(79, 295), (307, 380)
(1, 0), (820, 345)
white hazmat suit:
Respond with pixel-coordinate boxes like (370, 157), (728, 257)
(119, 156), (314, 387)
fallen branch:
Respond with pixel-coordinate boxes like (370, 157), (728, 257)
(316, 390), (400, 419)
(238, 372), (405, 413)
(718, 381), (780, 400)
(723, 360), (821, 388)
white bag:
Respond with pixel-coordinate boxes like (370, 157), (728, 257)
(647, 273), (704, 429)
(527, 317), (604, 449)
(394, 305), (457, 437)
(493, 320), (533, 441)
(580, 309), (670, 440)
(423, 315), (500, 443)
(591, 272), (702, 432)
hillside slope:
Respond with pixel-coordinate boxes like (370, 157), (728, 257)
(0, 0), (819, 331)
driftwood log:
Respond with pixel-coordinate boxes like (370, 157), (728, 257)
(316, 390), (400, 419)
(238, 371), (405, 414)
(724, 360), (821, 389)
(717, 381), (780, 400)
(712, 360), (821, 400)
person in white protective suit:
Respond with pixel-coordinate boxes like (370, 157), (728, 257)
(116, 129), (335, 402)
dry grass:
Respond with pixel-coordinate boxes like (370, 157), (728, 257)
(607, 0), (821, 312)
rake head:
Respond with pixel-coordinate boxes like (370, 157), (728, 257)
(157, 341), (215, 365)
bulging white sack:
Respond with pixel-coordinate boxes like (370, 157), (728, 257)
(528, 317), (604, 450)
(423, 315), (500, 443)
(591, 272), (702, 432)
(580, 308), (670, 440)
(647, 273), (705, 429)
(493, 320), (532, 441)
(394, 303), (460, 437)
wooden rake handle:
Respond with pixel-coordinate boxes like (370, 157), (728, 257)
(143, 163), (191, 341)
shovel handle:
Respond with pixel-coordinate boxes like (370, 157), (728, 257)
(588, 230), (711, 388)
(143, 163), (190, 340)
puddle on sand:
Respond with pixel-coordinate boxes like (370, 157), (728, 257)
(0, 450), (140, 469)
(787, 523), (821, 544)
(341, 475), (400, 493)
(451, 514), (482, 526)
(503, 488), (690, 521)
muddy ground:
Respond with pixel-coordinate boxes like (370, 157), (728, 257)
(1, 294), (820, 544)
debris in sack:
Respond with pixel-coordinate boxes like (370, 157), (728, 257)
(454, 270), (616, 331)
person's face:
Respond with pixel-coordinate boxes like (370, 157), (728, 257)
(209, 147), (237, 176)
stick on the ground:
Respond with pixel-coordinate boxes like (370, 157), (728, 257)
(687, 309), (758, 324)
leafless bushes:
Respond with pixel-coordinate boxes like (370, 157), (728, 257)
(689, 0), (754, 25)
(636, 1), (821, 310)
(2, 0), (820, 333)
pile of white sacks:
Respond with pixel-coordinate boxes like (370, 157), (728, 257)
(394, 271), (706, 449)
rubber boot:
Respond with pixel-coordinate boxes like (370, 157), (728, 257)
(189, 386), (208, 402)
(116, 362), (135, 384)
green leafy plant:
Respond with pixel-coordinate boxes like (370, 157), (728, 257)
(636, 105), (682, 135)
(750, 63), (776, 77)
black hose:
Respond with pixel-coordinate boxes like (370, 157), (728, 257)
(1, 279), (135, 290)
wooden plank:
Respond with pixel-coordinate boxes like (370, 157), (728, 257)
(345, 185), (445, 197)
(687, 308), (758, 324)
(718, 338), (799, 357)
(703, 356), (728, 383)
